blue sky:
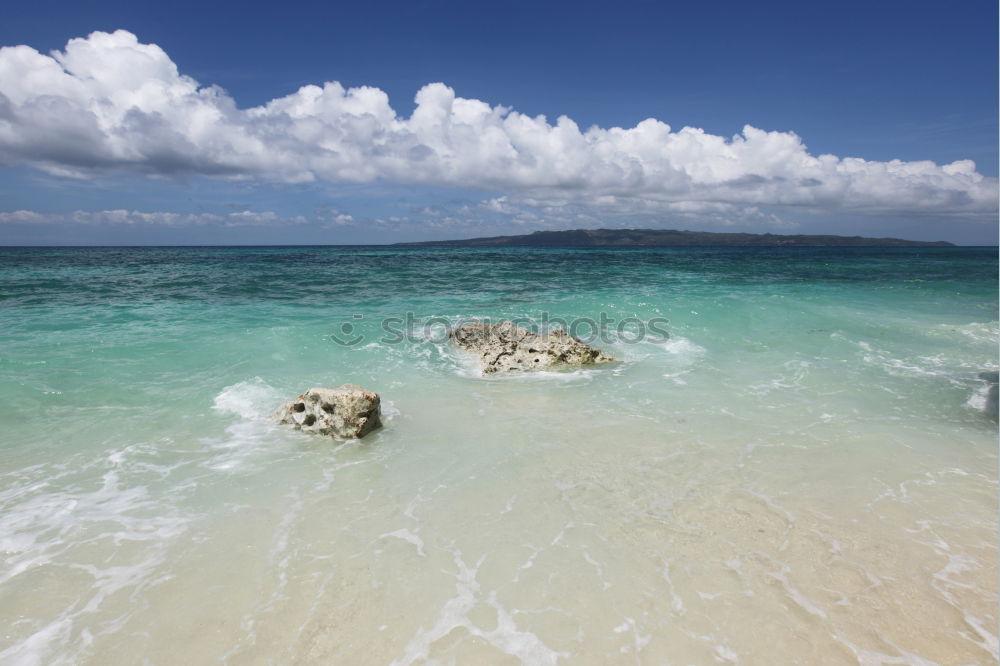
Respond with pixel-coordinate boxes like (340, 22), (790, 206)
(0, 0), (996, 244)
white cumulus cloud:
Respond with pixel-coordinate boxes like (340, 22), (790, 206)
(0, 30), (995, 217)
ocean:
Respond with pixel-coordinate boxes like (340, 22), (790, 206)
(0, 245), (996, 664)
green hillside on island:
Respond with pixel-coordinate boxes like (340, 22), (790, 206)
(394, 228), (954, 247)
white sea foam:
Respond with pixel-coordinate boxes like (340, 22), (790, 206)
(203, 379), (294, 472)
(391, 550), (566, 665)
(602, 333), (705, 369)
(380, 399), (401, 420)
(656, 336), (707, 357)
(662, 370), (690, 385)
(748, 359), (812, 396)
(966, 383), (991, 411)
(213, 377), (285, 422)
(482, 367), (604, 383)
(937, 321), (1000, 345)
(379, 528), (426, 557)
(0, 449), (192, 665)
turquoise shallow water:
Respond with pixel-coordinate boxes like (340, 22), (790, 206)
(0, 246), (997, 664)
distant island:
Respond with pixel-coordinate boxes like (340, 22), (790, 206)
(393, 228), (954, 248)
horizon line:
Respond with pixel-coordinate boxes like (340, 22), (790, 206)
(2, 243), (995, 249)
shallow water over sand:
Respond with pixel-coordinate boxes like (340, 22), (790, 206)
(0, 246), (996, 664)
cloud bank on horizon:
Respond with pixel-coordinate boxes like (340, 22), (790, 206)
(0, 29), (996, 223)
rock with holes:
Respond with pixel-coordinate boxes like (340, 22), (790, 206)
(272, 385), (382, 439)
(450, 320), (615, 375)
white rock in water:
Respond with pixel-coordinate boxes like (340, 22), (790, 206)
(451, 320), (615, 375)
(272, 385), (382, 439)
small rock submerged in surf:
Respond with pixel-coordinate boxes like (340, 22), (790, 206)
(450, 320), (616, 376)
